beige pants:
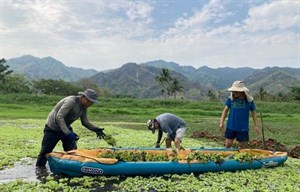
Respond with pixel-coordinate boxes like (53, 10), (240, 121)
(175, 127), (186, 141)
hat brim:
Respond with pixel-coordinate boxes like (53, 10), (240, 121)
(228, 86), (249, 92)
(227, 87), (245, 92)
(150, 128), (155, 134)
(147, 119), (156, 134)
(79, 92), (99, 103)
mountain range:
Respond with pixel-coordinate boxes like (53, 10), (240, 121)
(6, 55), (300, 99)
(6, 55), (98, 82)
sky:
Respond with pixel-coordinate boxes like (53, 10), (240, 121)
(1, 0), (299, 71)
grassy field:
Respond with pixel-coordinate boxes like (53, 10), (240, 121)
(0, 93), (299, 148)
(0, 94), (299, 191)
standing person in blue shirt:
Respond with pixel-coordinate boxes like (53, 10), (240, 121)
(219, 81), (259, 148)
(147, 113), (187, 150)
(36, 89), (106, 167)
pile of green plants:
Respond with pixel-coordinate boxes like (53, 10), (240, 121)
(185, 152), (225, 164)
(103, 134), (118, 147)
(98, 151), (173, 162)
(232, 153), (257, 163)
(98, 150), (261, 164)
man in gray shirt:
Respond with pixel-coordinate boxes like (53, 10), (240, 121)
(147, 113), (187, 150)
(36, 89), (105, 167)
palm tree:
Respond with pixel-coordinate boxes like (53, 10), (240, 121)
(169, 78), (184, 99)
(155, 68), (173, 98)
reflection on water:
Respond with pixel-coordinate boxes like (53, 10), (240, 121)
(0, 157), (50, 183)
(0, 157), (123, 191)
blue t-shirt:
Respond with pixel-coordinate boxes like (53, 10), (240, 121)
(225, 98), (256, 132)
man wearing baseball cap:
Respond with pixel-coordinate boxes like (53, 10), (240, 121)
(36, 89), (106, 167)
(147, 113), (187, 150)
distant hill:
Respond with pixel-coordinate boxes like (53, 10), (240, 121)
(141, 60), (300, 94)
(140, 60), (257, 89)
(244, 67), (300, 94)
(189, 66), (256, 89)
(5, 55), (300, 99)
(90, 62), (210, 99)
(6, 55), (98, 82)
(140, 60), (196, 77)
(91, 63), (160, 98)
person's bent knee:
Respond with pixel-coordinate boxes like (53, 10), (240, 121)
(174, 137), (181, 144)
(165, 138), (172, 148)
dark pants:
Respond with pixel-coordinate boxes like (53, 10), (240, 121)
(36, 126), (77, 167)
(225, 129), (249, 142)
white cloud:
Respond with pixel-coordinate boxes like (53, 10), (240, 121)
(126, 1), (153, 22)
(154, 0), (299, 69)
(1, 0), (299, 71)
(244, 0), (300, 31)
(165, 0), (234, 36)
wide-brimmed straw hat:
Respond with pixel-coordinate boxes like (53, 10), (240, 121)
(227, 81), (253, 102)
(147, 119), (155, 134)
(78, 89), (99, 103)
(228, 81), (249, 92)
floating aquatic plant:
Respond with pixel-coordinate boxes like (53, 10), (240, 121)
(103, 134), (118, 147)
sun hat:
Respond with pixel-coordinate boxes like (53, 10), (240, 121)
(78, 89), (99, 103)
(147, 119), (155, 134)
(227, 81), (253, 102)
(227, 81), (249, 92)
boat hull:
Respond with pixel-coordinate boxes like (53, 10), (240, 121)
(47, 148), (288, 177)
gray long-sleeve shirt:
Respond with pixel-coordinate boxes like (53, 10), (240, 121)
(46, 95), (97, 135)
(156, 113), (186, 136)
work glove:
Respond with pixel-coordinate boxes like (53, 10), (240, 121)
(94, 128), (106, 140)
(155, 143), (160, 148)
(67, 132), (80, 141)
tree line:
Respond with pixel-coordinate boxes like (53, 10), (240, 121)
(1, 58), (299, 102)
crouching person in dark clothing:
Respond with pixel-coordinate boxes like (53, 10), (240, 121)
(36, 89), (106, 167)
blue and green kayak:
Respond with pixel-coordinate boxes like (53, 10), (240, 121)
(47, 147), (288, 177)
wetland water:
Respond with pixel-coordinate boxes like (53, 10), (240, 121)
(0, 157), (122, 191)
(0, 157), (50, 183)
